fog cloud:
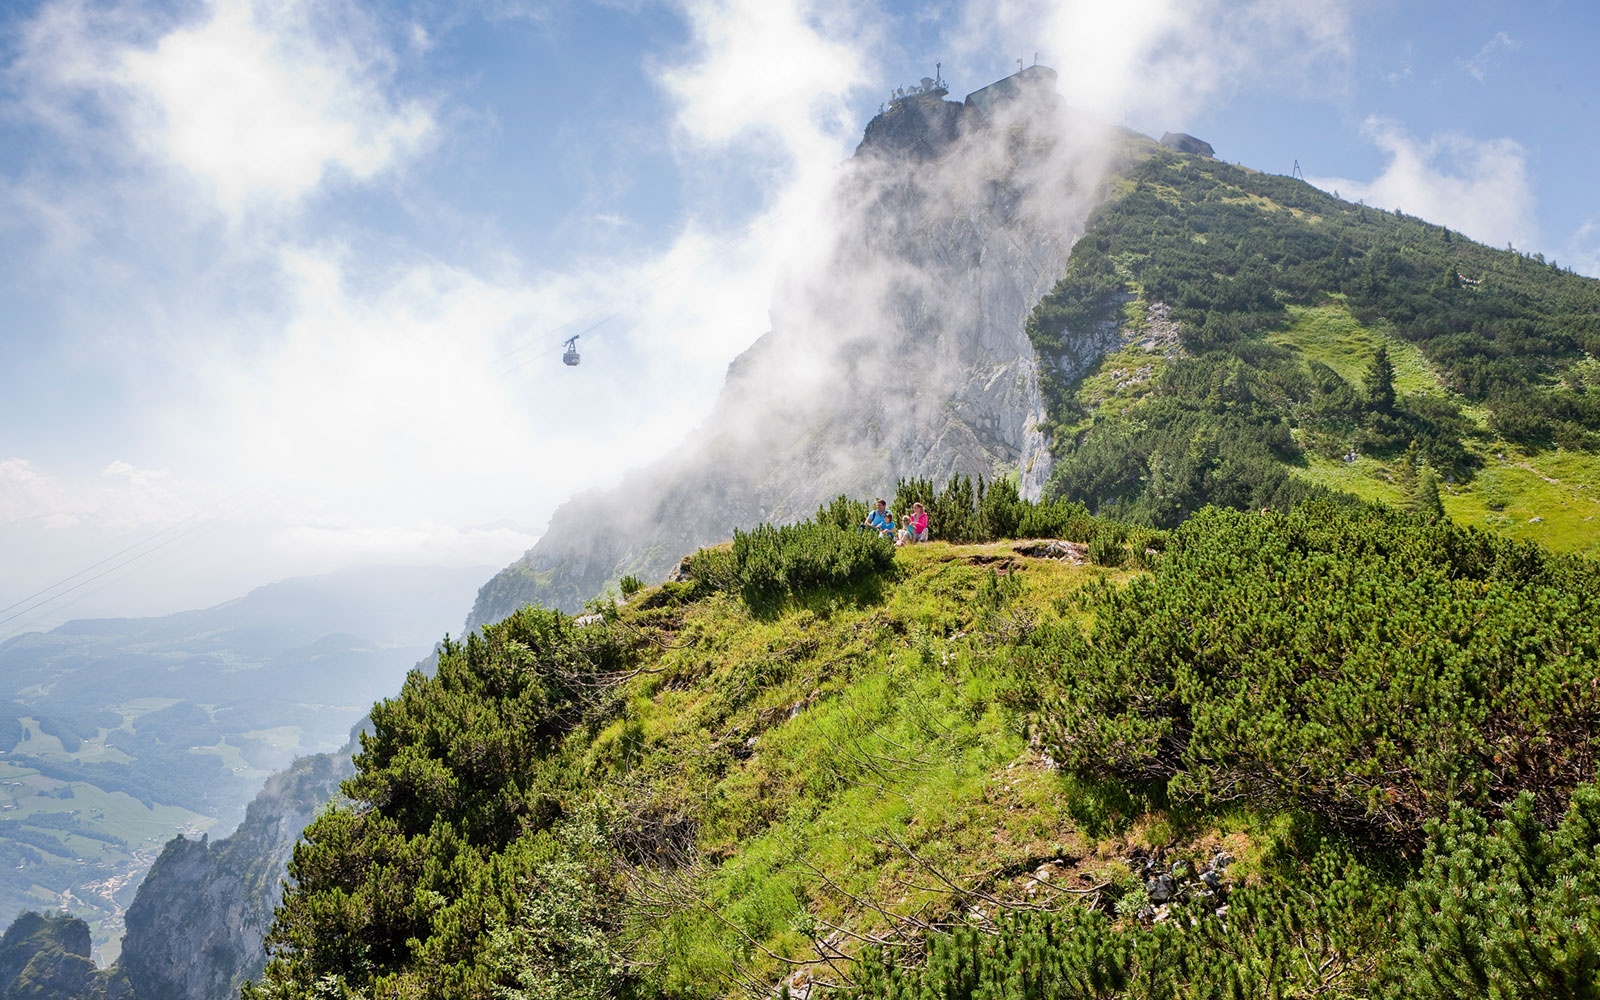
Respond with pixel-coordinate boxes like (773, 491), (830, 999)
(0, 0), (879, 628)
(954, 0), (1356, 125)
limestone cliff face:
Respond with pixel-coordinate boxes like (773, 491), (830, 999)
(113, 751), (352, 1000)
(469, 75), (1123, 625)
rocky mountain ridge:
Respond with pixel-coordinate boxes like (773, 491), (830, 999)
(468, 67), (1140, 625)
(114, 750), (352, 1000)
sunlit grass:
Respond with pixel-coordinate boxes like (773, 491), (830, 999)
(584, 544), (1215, 996)
(1270, 301), (1446, 399)
(1267, 300), (1600, 554)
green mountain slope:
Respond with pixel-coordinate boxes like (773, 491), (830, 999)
(244, 490), (1600, 999)
(1030, 150), (1600, 554)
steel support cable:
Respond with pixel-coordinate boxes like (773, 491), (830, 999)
(0, 491), (265, 633)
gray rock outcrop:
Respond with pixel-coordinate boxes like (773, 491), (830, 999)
(1159, 131), (1214, 157)
(0, 912), (103, 1000)
(114, 750), (352, 1000)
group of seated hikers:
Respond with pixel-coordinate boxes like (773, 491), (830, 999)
(863, 498), (929, 546)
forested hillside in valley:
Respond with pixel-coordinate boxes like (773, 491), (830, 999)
(1030, 151), (1600, 548)
(0, 566), (483, 965)
(243, 483), (1600, 999)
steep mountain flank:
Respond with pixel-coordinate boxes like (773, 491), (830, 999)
(476, 101), (1600, 627)
(469, 71), (1134, 623)
(1028, 152), (1600, 539)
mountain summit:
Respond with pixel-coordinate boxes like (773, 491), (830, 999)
(470, 67), (1135, 624)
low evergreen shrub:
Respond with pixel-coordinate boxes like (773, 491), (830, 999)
(1031, 501), (1600, 845)
(845, 839), (1385, 1000)
(892, 474), (1108, 544)
(814, 494), (870, 531)
(1386, 781), (1600, 998)
(730, 521), (894, 603)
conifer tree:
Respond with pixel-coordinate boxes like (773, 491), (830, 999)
(1363, 344), (1396, 413)
(1395, 440), (1421, 494)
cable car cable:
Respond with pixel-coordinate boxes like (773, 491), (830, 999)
(0, 491), (265, 633)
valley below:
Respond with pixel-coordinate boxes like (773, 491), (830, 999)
(0, 565), (488, 960)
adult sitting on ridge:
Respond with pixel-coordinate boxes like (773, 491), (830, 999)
(864, 498), (895, 538)
(898, 502), (929, 546)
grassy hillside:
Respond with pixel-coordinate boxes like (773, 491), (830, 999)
(1030, 150), (1600, 555)
(244, 489), (1600, 999)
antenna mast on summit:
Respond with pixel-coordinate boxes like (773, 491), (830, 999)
(1292, 159), (1305, 181)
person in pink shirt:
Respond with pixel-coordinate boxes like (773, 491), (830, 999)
(898, 502), (929, 546)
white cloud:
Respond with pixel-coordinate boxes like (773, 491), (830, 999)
(1569, 220), (1600, 279)
(656, 0), (875, 168)
(1460, 30), (1518, 83)
(1, 0), (873, 625)
(123, 0), (433, 214)
(14, 0), (432, 218)
(1308, 117), (1534, 249)
(0, 458), (204, 532)
(952, 0), (1356, 127)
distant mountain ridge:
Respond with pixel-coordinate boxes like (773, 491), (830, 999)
(0, 565), (485, 961)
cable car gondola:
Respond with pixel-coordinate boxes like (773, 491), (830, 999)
(562, 335), (581, 367)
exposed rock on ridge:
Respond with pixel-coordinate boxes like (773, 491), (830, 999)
(0, 912), (102, 1000)
(469, 73), (1127, 624)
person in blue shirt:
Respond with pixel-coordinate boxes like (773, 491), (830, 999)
(864, 498), (895, 538)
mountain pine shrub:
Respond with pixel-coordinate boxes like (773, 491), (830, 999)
(892, 473), (1107, 544)
(247, 606), (629, 999)
(845, 837), (1387, 1000)
(730, 521), (894, 604)
(1032, 501), (1600, 845)
(1385, 782), (1600, 998)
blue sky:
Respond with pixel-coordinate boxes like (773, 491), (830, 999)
(1, 0), (1596, 631)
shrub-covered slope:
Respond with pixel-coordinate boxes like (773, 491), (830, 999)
(248, 490), (1600, 999)
(1030, 151), (1600, 551)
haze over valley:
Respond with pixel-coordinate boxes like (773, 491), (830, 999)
(0, 565), (486, 960)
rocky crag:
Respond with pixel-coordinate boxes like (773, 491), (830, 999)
(0, 912), (104, 1000)
(469, 68), (1143, 624)
(110, 749), (352, 1000)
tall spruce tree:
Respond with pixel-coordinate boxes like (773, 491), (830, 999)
(1364, 343), (1396, 414)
